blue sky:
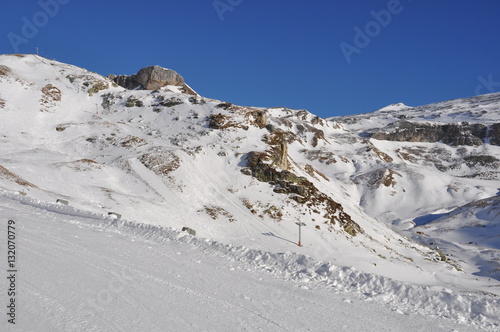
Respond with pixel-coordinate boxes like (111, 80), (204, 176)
(1, 0), (500, 118)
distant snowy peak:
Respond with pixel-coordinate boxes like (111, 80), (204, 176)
(333, 92), (500, 147)
(374, 102), (411, 113)
(334, 92), (500, 126)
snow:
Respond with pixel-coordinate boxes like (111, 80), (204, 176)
(330, 92), (500, 128)
(1, 194), (497, 331)
(409, 196), (500, 282)
(1, 54), (500, 331)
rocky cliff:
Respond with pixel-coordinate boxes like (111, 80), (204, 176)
(371, 121), (500, 146)
(109, 65), (196, 94)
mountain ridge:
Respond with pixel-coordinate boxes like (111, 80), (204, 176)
(0, 54), (499, 296)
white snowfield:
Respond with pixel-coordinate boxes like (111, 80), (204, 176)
(0, 54), (499, 331)
(0, 194), (498, 332)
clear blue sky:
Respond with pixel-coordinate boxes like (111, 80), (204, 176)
(1, 0), (500, 118)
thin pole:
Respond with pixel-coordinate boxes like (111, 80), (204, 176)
(295, 221), (305, 247)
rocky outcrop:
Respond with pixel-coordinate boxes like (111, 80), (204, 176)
(139, 152), (181, 177)
(371, 121), (499, 146)
(243, 151), (362, 236)
(270, 138), (288, 170)
(208, 109), (268, 131)
(242, 128), (362, 236)
(295, 123), (327, 148)
(108, 74), (135, 90)
(490, 123), (500, 145)
(247, 110), (267, 128)
(208, 113), (231, 129)
(0, 65), (11, 76)
(208, 113), (243, 130)
(463, 155), (500, 168)
(0, 165), (37, 187)
(109, 66), (195, 94)
(134, 66), (184, 89)
(262, 131), (293, 170)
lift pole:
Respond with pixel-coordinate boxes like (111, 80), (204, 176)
(295, 221), (306, 247)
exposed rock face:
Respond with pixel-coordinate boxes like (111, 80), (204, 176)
(139, 152), (181, 177)
(0, 165), (37, 187)
(109, 66), (195, 94)
(371, 121), (499, 146)
(135, 66), (184, 90)
(208, 109), (268, 130)
(261, 131), (290, 170)
(208, 113), (231, 129)
(109, 74), (137, 90)
(295, 123), (327, 148)
(354, 168), (402, 189)
(247, 110), (267, 128)
(463, 155), (500, 168)
(490, 123), (500, 145)
(274, 141), (288, 170)
(244, 151), (362, 236)
(0, 65), (11, 76)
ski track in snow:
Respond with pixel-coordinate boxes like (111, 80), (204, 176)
(0, 193), (498, 332)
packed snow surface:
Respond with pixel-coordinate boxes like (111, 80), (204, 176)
(1, 194), (498, 331)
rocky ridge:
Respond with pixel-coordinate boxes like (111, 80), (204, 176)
(371, 121), (500, 146)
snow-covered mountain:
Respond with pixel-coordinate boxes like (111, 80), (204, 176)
(329, 93), (500, 285)
(0, 54), (499, 330)
(330, 96), (500, 225)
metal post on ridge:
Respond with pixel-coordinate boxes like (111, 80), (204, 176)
(295, 221), (306, 247)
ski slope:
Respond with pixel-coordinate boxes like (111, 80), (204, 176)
(1, 194), (499, 331)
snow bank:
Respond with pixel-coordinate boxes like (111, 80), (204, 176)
(7, 192), (496, 331)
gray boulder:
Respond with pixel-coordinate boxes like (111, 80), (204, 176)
(134, 66), (184, 90)
(109, 66), (195, 93)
